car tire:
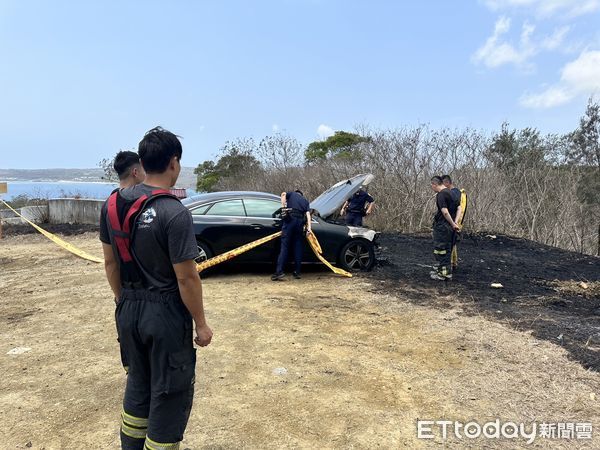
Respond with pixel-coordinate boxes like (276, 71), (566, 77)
(195, 240), (213, 265)
(338, 239), (375, 272)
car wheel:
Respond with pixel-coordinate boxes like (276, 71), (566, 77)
(195, 240), (213, 264)
(339, 239), (375, 271)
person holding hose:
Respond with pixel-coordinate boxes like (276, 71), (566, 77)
(430, 176), (460, 281)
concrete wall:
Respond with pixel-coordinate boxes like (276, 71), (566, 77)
(0, 209), (17, 219)
(48, 198), (104, 225)
(21, 205), (49, 223)
(0, 206), (48, 224)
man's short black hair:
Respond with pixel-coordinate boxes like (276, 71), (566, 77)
(295, 189), (304, 196)
(138, 127), (182, 174)
(113, 151), (141, 180)
(431, 176), (443, 185)
(441, 174), (452, 184)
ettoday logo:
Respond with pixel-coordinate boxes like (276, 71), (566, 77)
(417, 420), (592, 444)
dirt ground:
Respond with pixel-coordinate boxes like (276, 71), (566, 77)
(1, 232), (600, 449)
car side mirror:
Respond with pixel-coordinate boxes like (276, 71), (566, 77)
(272, 207), (283, 219)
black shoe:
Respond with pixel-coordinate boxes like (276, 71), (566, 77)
(271, 273), (285, 281)
(293, 272), (301, 279)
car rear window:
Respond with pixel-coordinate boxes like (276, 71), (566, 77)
(243, 198), (280, 218)
(205, 199), (246, 217)
(190, 204), (211, 215)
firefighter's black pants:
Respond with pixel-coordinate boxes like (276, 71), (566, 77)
(116, 289), (196, 450)
(433, 220), (455, 278)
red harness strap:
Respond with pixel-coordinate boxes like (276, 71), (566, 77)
(107, 189), (173, 263)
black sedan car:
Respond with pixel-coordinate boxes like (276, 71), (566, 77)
(181, 174), (378, 272)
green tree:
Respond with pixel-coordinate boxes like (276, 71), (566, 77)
(487, 123), (546, 171)
(305, 131), (369, 162)
(194, 140), (262, 192)
(567, 97), (600, 206)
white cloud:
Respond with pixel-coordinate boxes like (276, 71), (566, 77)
(472, 17), (535, 69)
(473, 17), (570, 69)
(520, 50), (600, 108)
(541, 26), (570, 50)
(317, 124), (334, 139)
(484, 0), (600, 17)
(272, 124), (279, 132)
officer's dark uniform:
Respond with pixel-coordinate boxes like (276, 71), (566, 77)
(275, 191), (310, 277)
(100, 184), (200, 450)
(433, 188), (458, 279)
(345, 189), (374, 227)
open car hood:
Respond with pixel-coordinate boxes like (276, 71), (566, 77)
(310, 173), (374, 220)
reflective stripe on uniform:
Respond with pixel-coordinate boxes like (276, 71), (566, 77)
(144, 436), (180, 450)
(433, 249), (447, 255)
(121, 409), (148, 440)
(121, 409), (149, 428)
(121, 422), (147, 440)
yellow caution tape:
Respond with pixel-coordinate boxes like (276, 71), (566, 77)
(306, 231), (352, 278)
(0, 199), (103, 263)
(197, 231), (283, 272)
(197, 228), (352, 277)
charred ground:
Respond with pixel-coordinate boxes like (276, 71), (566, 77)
(366, 232), (600, 370)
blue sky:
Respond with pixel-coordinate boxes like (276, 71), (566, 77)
(1, 0), (599, 169)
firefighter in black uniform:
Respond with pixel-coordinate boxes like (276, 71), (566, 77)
(100, 127), (213, 450)
(430, 176), (460, 280)
(272, 190), (312, 281)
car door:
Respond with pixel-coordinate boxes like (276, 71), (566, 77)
(193, 199), (249, 255)
(240, 197), (282, 263)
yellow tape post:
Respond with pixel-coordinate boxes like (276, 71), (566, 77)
(0, 199), (103, 263)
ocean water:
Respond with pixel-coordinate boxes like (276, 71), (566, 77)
(1, 181), (197, 201)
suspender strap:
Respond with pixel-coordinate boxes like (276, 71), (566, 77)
(107, 189), (176, 263)
(107, 192), (133, 262)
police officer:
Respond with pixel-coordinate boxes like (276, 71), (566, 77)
(272, 189), (311, 281)
(430, 176), (460, 281)
(340, 186), (374, 227)
(100, 127), (213, 450)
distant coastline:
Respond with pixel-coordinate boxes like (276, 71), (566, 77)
(0, 167), (197, 188)
(0, 167), (197, 200)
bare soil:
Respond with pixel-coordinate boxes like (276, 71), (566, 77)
(1, 232), (599, 449)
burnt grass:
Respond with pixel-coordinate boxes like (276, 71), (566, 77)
(364, 232), (600, 370)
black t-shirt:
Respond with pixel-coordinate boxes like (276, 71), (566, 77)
(100, 184), (199, 293)
(435, 188), (458, 223)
